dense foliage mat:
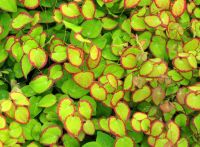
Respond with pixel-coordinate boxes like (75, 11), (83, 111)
(0, 0), (200, 147)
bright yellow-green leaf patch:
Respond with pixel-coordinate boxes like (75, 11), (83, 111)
(9, 122), (22, 138)
(102, 17), (118, 30)
(12, 12), (33, 30)
(29, 75), (53, 94)
(0, 115), (6, 129)
(150, 120), (164, 137)
(60, 2), (80, 18)
(82, 0), (95, 20)
(23, 0), (39, 9)
(40, 125), (62, 145)
(78, 100), (93, 119)
(63, 62), (81, 74)
(14, 106), (29, 124)
(176, 138), (189, 147)
(67, 45), (84, 67)
(29, 48), (47, 69)
(48, 64), (63, 81)
(64, 115), (82, 137)
(99, 118), (110, 132)
(132, 85), (151, 102)
(167, 121), (180, 144)
(171, 0), (186, 17)
(111, 90), (124, 106)
(38, 94), (57, 108)
(21, 55), (32, 79)
(185, 92), (200, 110)
(57, 98), (75, 121)
(0, 100), (12, 112)
(115, 136), (135, 147)
(10, 92), (29, 106)
(154, 0), (170, 9)
(131, 118), (141, 132)
(124, 0), (140, 8)
(90, 83), (107, 101)
(121, 54), (137, 69)
(50, 45), (67, 63)
(83, 120), (95, 135)
(109, 117), (126, 137)
(144, 15), (161, 28)
(11, 41), (23, 62)
(106, 74), (118, 89)
(73, 72), (94, 89)
(114, 102), (130, 121)
(139, 61), (153, 76)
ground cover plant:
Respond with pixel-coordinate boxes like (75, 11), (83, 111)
(0, 0), (200, 146)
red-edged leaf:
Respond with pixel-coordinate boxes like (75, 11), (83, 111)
(171, 0), (186, 17)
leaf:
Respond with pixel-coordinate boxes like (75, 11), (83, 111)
(96, 131), (115, 147)
(57, 98), (75, 121)
(0, 114), (6, 129)
(150, 120), (164, 137)
(121, 54), (137, 69)
(104, 64), (125, 79)
(83, 120), (95, 135)
(154, 0), (170, 9)
(99, 118), (110, 132)
(29, 75), (53, 94)
(193, 114), (200, 133)
(132, 85), (151, 102)
(23, 0), (40, 9)
(0, 13), (12, 40)
(61, 79), (89, 98)
(63, 62), (81, 74)
(40, 125), (62, 145)
(109, 117), (126, 137)
(48, 64), (63, 81)
(0, 0), (17, 12)
(81, 19), (102, 38)
(12, 12), (33, 30)
(29, 48), (48, 69)
(10, 92), (29, 106)
(14, 106), (30, 124)
(90, 83), (107, 101)
(82, 0), (96, 20)
(50, 45), (67, 63)
(78, 100), (93, 119)
(114, 102), (130, 121)
(9, 122), (22, 138)
(111, 90), (124, 106)
(67, 45), (84, 67)
(11, 42), (23, 62)
(22, 39), (39, 54)
(130, 15), (146, 31)
(166, 121), (180, 144)
(144, 15), (161, 28)
(115, 136), (135, 147)
(83, 142), (101, 147)
(62, 134), (80, 147)
(102, 17), (118, 30)
(73, 71), (94, 89)
(38, 94), (57, 108)
(64, 115), (82, 137)
(60, 2), (80, 18)
(124, 0), (140, 8)
(21, 55), (32, 79)
(171, 0), (186, 17)
(185, 92), (200, 110)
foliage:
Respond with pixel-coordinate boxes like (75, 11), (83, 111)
(0, 0), (200, 146)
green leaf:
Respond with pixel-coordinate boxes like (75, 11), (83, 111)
(29, 48), (48, 69)
(10, 92), (29, 106)
(185, 92), (200, 110)
(61, 79), (89, 99)
(14, 106), (30, 124)
(109, 117), (126, 137)
(12, 12), (33, 30)
(96, 131), (115, 147)
(64, 115), (82, 137)
(82, 0), (96, 19)
(21, 55), (32, 79)
(0, 0), (17, 12)
(0, 13), (12, 40)
(50, 45), (67, 63)
(90, 83), (107, 101)
(0, 115), (6, 129)
(83, 142), (101, 147)
(62, 134), (80, 147)
(23, 0), (40, 9)
(60, 2), (80, 18)
(78, 100), (93, 119)
(48, 64), (63, 81)
(115, 136), (135, 147)
(29, 75), (53, 94)
(40, 125), (62, 145)
(81, 19), (102, 38)
(38, 94), (57, 108)
(102, 17), (118, 30)
(73, 71), (94, 89)
(132, 85), (151, 102)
